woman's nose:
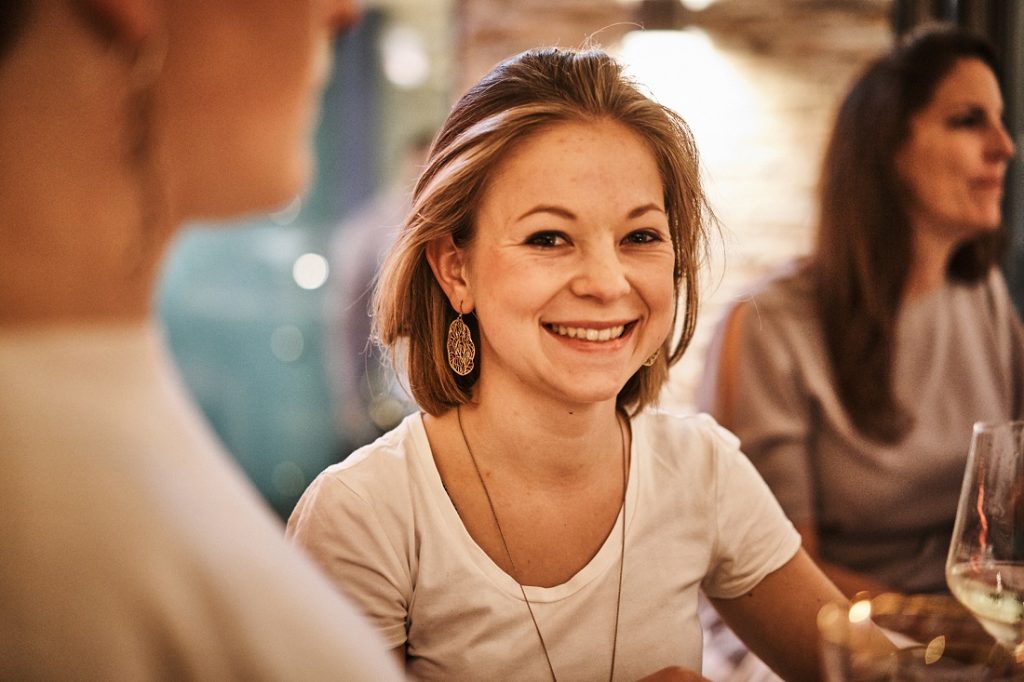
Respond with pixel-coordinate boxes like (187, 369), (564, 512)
(570, 247), (631, 301)
(988, 120), (1016, 161)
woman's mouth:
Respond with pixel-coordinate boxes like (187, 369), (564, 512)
(972, 177), (1004, 192)
(543, 322), (634, 342)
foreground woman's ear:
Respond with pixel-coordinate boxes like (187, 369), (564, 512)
(426, 235), (474, 312)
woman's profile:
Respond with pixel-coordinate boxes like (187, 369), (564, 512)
(0, 1), (400, 678)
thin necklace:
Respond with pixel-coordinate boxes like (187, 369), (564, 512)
(456, 406), (628, 682)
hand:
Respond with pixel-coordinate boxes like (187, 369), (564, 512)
(635, 666), (709, 681)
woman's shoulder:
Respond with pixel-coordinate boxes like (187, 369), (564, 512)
(930, 267), (1018, 325)
(634, 408), (742, 467)
(312, 412), (427, 500)
(734, 259), (816, 315)
(976, 266), (1015, 312)
(709, 260), (818, 352)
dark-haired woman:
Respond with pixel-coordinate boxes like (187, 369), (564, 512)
(700, 23), (1019, 599)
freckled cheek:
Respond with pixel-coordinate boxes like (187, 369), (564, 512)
(472, 260), (553, 319)
(640, 270), (676, 334)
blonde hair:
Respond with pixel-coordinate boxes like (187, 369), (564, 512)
(373, 47), (713, 416)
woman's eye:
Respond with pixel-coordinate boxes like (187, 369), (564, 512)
(949, 109), (986, 128)
(525, 231), (567, 248)
(623, 229), (663, 245)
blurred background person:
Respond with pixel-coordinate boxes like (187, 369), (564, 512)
(325, 132), (432, 450)
(701, 23), (1018, 600)
(0, 0), (401, 679)
(697, 22), (1019, 682)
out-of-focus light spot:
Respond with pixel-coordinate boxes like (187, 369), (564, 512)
(924, 636), (945, 664)
(817, 601), (843, 633)
(614, 28), (759, 169)
(680, 0), (716, 10)
(271, 325), (305, 363)
(381, 25), (429, 89)
(370, 397), (407, 431)
(269, 196), (302, 225)
(293, 253), (329, 290)
(848, 599), (872, 623)
(272, 460), (307, 498)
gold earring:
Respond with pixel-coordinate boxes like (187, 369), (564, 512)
(447, 308), (476, 376)
(642, 348), (660, 367)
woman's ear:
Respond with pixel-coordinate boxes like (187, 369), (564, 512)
(74, 0), (157, 45)
(426, 236), (473, 312)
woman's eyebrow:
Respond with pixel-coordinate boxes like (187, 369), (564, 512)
(516, 205), (576, 221)
(516, 203), (665, 222)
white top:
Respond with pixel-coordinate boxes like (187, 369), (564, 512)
(0, 322), (401, 681)
(288, 409), (801, 680)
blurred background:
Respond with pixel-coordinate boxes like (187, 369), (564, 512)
(155, 0), (1024, 519)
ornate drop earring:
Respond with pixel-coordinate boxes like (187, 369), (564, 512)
(446, 305), (476, 376)
(642, 348), (660, 367)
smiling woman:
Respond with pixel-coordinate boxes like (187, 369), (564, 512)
(430, 118), (677, 409)
(287, 46), (847, 681)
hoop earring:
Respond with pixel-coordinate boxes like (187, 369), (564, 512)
(447, 307), (476, 376)
(642, 348), (660, 367)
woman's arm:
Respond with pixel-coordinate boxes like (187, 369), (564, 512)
(703, 293), (894, 595)
(795, 521), (892, 598)
(709, 549), (845, 682)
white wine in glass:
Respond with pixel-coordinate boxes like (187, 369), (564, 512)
(946, 420), (1024, 661)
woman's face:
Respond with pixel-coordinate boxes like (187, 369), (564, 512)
(895, 57), (1015, 243)
(160, 0), (359, 220)
(460, 119), (676, 408)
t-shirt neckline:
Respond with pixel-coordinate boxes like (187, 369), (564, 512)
(406, 411), (641, 603)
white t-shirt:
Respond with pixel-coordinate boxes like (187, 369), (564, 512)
(288, 409), (800, 680)
(0, 323), (401, 681)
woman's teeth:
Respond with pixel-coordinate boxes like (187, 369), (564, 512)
(550, 324), (626, 341)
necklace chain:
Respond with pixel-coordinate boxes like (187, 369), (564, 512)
(456, 407), (628, 682)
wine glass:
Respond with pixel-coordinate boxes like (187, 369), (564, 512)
(946, 420), (1024, 663)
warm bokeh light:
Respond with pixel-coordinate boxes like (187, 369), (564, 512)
(292, 253), (329, 290)
(679, 0), (717, 11)
(614, 28), (759, 173)
(848, 599), (872, 624)
(381, 24), (430, 90)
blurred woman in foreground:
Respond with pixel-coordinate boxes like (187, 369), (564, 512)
(0, 1), (400, 678)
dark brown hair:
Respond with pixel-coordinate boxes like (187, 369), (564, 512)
(0, 0), (32, 62)
(372, 47), (714, 416)
(812, 23), (1003, 442)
